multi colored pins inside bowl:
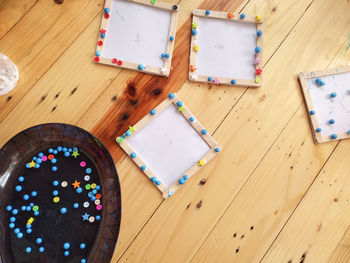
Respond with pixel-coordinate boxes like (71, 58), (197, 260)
(0, 123), (121, 263)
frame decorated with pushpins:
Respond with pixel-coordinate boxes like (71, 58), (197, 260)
(94, 0), (179, 77)
(116, 93), (221, 198)
(299, 66), (350, 144)
(189, 9), (264, 87)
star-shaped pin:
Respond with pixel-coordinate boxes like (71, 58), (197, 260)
(256, 68), (262, 75)
(213, 78), (220, 85)
(190, 65), (197, 72)
(178, 106), (184, 112)
(254, 77), (260, 83)
(71, 151), (80, 158)
(29, 160), (36, 168)
(129, 126), (135, 132)
(72, 180), (81, 189)
(82, 213), (90, 221)
(198, 159), (206, 166)
(100, 29), (106, 34)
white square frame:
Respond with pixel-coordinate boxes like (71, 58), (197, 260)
(94, 0), (179, 77)
(189, 9), (264, 87)
(299, 66), (350, 144)
(116, 93), (221, 198)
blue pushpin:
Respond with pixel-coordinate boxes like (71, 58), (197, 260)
(169, 36), (174, 41)
(192, 29), (197, 36)
(35, 164), (40, 168)
(74, 203), (79, 209)
(201, 129), (207, 135)
(179, 178), (185, 185)
(310, 110), (315, 115)
(60, 207), (67, 214)
(12, 209), (18, 215)
(231, 79), (237, 85)
(92, 189), (97, 195)
(14, 228), (20, 234)
(34, 211), (39, 216)
(39, 247), (45, 253)
(36, 237), (43, 244)
(73, 147), (77, 151)
(26, 206), (31, 211)
(63, 242), (70, 250)
(76, 187), (83, 194)
(51, 158), (57, 164)
(18, 176), (24, 182)
(330, 92), (337, 98)
(141, 165), (146, 171)
(168, 93), (175, 99)
(53, 150), (58, 155)
(31, 191), (37, 197)
(177, 101), (183, 107)
(131, 152), (136, 158)
(151, 177), (156, 183)
(63, 147), (67, 152)
(23, 194), (29, 201)
(81, 259), (86, 263)
(10, 217), (16, 223)
(80, 243), (86, 249)
(240, 13), (246, 19)
(316, 128), (322, 132)
(57, 146), (62, 152)
(64, 151), (70, 157)
(257, 30), (263, 37)
(33, 157), (37, 161)
(205, 10), (210, 15)
(36, 158), (42, 164)
(255, 46), (261, 53)
(38, 152), (44, 158)
(215, 147), (220, 152)
(104, 7), (110, 13)
(64, 251), (70, 257)
(126, 130), (132, 136)
(9, 223), (15, 228)
(96, 215), (101, 221)
(331, 134), (337, 140)
(48, 148), (53, 153)
(26, 163), (31, 168)
(25, 247), (32, 253)
(208, 76), (213, 82)
(150, 109), (156, 115)
(6, 205), (12, 211)
(189, 116), (195, 122)
(86, 168), (92, 174)
(21, 206), (26, 211)
(53, 180), (59, 186)
(52, 166), (57, 172)
(101, 33), (105, 38)
(183, 175), (188, 180)
(138, 64), (144, 70)
(329, 119), (335, 124)
(96, 50), (101, 57)
(53, 190), (59, 196)
(17, 232), (24, 239)
(155, 180), (161, 185)
(27, 228), (32, 234)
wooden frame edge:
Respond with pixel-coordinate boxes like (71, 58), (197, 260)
(116, 93), (221, 198)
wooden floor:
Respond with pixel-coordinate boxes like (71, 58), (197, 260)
(1, 0), (350, 262)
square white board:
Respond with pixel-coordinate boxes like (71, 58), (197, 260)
(116, 93), (220, 198)
(95, 0), (179, 76)
(189, 10), (264, 87)
(299, 66), (350, 143)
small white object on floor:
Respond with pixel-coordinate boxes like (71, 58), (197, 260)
(0, 53), (19, 96)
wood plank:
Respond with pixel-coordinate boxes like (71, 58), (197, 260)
(0, 0), (38, 39)
(328, 227), (350, 263)
(261, 139), (350, 263)
(191, 10), (350, 260)
(116, 0), (349, 262)
(0, 0), (104, 121)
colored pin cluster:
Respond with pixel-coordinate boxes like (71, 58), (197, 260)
(7, 146), (103, 259)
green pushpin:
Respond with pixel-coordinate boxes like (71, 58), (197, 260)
(151, 0), (156, 4)
(117, 137), (124, 144)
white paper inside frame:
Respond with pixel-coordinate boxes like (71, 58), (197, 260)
(197, 17), (257, 80)
(127, 105), (210, 187)
(189, 10), (264, 87)
(103, 0), (171, 68)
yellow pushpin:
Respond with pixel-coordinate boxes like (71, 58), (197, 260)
(178, 106), (184, 112)
(198, 159), (206, 166)
(128, 126), (136, 132)
(27, 217), (34, 225)
(193, 45), (199, 52)
(192, 23), (198, 29)
(254, 77), (260, 83)
(53, 197), (60, 203)
(256, 15), (262, 21)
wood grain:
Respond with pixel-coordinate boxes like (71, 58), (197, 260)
(0, 0), (349, 262)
